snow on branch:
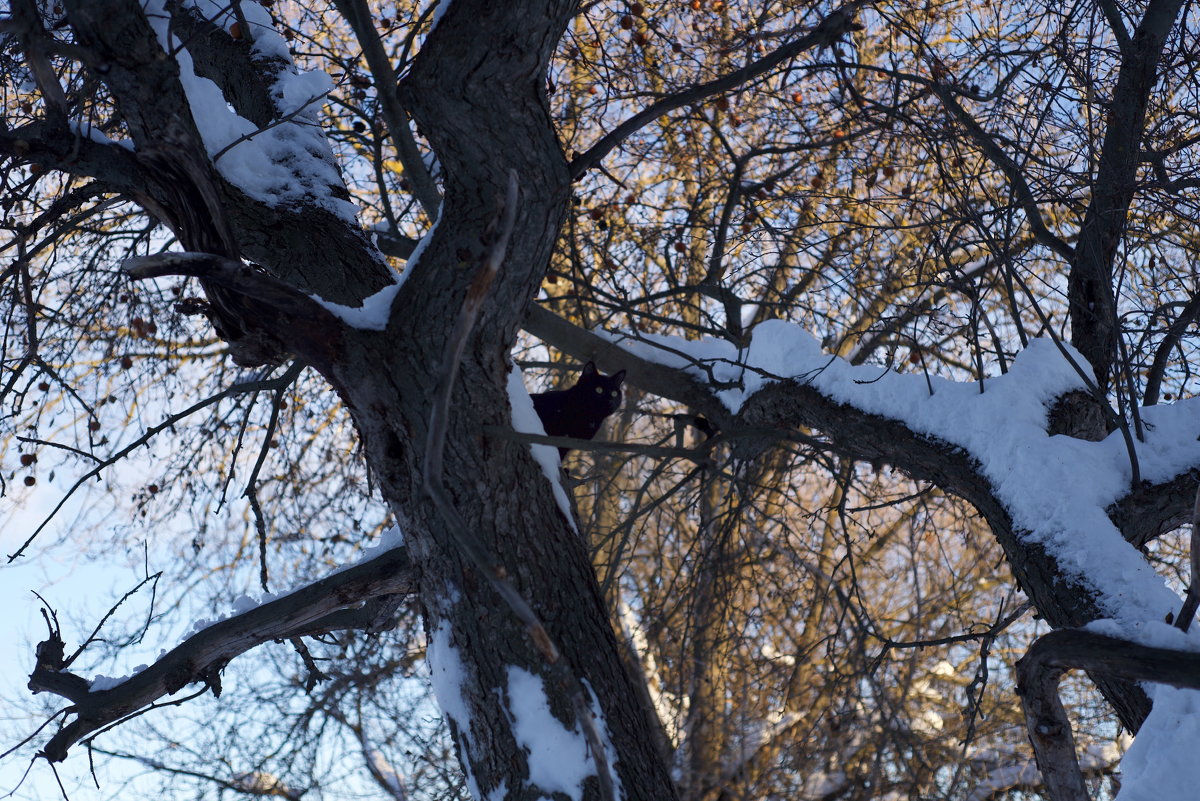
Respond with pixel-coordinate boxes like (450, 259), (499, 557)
(526, 306), (1200, 743)
(150, 0), (364, 225)
(530, 308), (1200, 625)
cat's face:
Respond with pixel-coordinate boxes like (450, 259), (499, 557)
(579, 362), (626, 414)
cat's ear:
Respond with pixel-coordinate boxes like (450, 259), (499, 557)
(612, 369), (626, 384)
(581, 361), (598, 378)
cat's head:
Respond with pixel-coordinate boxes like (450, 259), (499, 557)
(578, 361), (626, 414)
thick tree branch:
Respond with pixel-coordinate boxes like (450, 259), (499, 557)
(63, 0), (393, 305)
(524, 305), (1171, 730)
(124, 251), (348, 373)
(1108, 468), (1200, 548)
(1068, 0), (1186, 391)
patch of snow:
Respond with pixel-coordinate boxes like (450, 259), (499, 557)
(70, 120), (133, 150)
(142, 0), (362, 224)
(621, 324), (1194, 626)
(428, 621), (483, 801)
(431, 0), (453, 30)
(231, 592), (277, 614)
(89, 673), (130, 692)
(507, 363), (577, 531)
(309, 207), (440, 329)
(310, 282), (402, 331)
(506, 666), (597, 801)
(582, 679), (624, 800)
(1084, 618), (1200, 652)
(1117, 687), (1200, 801)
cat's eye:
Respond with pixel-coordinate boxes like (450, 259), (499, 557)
(595, 387), (603, 394)
(610, 391), (618, 397)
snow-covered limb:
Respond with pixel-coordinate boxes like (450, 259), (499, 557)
(62, 0), (392, 307)
(525, 306), (1200, 737)
(28, 543), (414, 762)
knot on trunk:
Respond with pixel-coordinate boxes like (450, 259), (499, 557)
(1046, 390), (1111, 441)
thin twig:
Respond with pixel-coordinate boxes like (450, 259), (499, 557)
(569, 1), (866, 179)
(8, 369), (304, 562)
(63, 573), (163, 668)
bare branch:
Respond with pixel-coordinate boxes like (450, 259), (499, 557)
(333, 0), (440, 217)
(29, 544), (415, 762)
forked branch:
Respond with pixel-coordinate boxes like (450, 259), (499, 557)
(1017, 629), (1200, 801)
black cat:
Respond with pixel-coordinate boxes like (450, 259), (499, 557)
(532, 361), (626, 458)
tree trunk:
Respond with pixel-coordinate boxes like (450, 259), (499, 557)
(316, 2), (682, 797)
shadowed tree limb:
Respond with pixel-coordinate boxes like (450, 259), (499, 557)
(28, 545), (414, 762)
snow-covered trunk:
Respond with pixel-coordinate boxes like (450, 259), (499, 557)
(336, 342), (675, 800)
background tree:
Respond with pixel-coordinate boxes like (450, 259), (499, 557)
(4, 1), (1200, 800)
